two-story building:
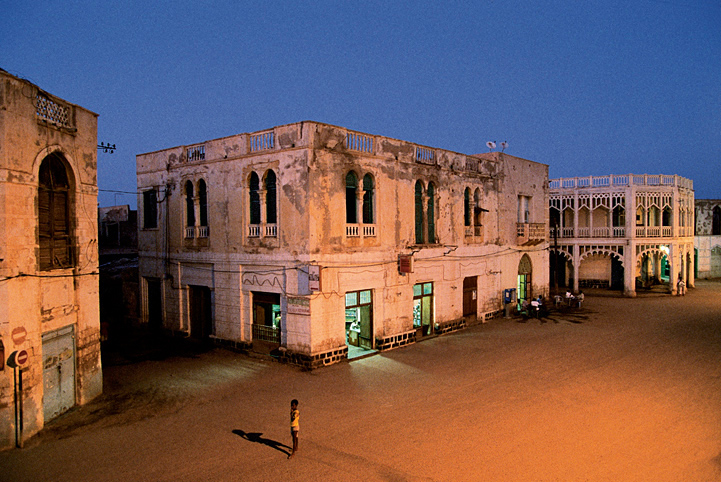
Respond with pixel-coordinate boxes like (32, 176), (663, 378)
(136, 122), (548, 368)
(549, 174), (695, 296)
(0, 69), (102, 449)
(694, 200), (721, 279)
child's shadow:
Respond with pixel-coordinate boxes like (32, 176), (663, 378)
(232, 430), (291, 456)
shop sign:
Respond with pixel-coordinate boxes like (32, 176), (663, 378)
(287, 296), (310, 315)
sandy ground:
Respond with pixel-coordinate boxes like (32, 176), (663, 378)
(2, 281), (721, 482)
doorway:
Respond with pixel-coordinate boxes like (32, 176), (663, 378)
(146, 277), (163, 335)
(252, 292), (281, 346)
(189, 285), (212, 341)
(413, 282), (434, 337)
(463, 276), (477, 323)
(42, 325), (75, 422)
(517, 254), (532, 309)
(345, 289), (374, 358)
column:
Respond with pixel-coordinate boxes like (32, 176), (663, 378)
(624, 240), (636, 297)
(357, 190), (365, 235)
(259, 190), (267, 237)
(668, 243), (677, 295)
(687, 243), (695, 288)
(572, 244), (580, 293)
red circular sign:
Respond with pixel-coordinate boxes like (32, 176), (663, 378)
(11, 327), (27, 346)
(15, 350), (28, 366)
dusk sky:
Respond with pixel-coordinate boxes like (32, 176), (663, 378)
(3, 1), (720, 208)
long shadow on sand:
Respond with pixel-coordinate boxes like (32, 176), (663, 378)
(232, 430), (291, 456)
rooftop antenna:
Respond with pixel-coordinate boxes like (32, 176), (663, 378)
(500, 141), (508, 152)
(486, 141), (496, 152)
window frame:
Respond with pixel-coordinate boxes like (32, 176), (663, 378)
(38, 153), (73, 271)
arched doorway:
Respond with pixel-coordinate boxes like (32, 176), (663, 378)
(517, 254), (532, 308)
(638, 250), (669, 289)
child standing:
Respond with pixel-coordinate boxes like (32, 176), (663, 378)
(289, 399), (299, 459)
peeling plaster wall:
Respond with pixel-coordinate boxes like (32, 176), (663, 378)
(136, 121), (549, 363)
(0, 71), (101, 450)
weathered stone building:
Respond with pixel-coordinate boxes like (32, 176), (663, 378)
(548, 174), (695, 296)
(137, 122), (548, 368)
(0, 70), (102, 449)
(694, 199), (721, 279)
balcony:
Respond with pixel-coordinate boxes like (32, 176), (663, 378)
(517, 223), (545, 245)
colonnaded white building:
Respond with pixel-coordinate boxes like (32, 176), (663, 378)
(136, 121), (549, 368)
(549, 174), (695, 297)
(694, 200), (721, 279)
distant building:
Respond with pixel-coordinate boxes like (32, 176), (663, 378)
(0, 70), (102, 449)
(99, 204), (137, 260)
(98, 205), (139, 341)
(694, 199), (721, 279)
(548, 174), (695, 296)
(136, 121), (549, 368)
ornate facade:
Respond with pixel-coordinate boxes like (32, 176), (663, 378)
(549, 174), (695, 296)
(136, 122), (549, 368)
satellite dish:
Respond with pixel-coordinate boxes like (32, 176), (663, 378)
(500, 141), (508, 152)
(486, 141), (496, 151)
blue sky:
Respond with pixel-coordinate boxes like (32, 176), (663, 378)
(3, 0), (720, 208)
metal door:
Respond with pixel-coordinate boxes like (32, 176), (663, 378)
(42, 326), (75, 421)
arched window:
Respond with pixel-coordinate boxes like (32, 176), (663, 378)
(464, 188), (471, 227)
(38, 153), (72, 270)
(198, 179), (208, 227)
(249, 172), (260, 225)
(415, 181), (424, 244)
(362, 174), (374, 224)
(346, 171), (358, 224)
(265, 170), (277, 224)
(185, 181), (195, 227)
(427, 182), (436, 244)
(713, 206), (721, 235)
(613, 205), (625, 227)
(636, 206), (645, 226)
(662, 207), (672, 227)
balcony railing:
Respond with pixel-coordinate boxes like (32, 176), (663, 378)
(197, 225), (209, 238)
(517, 223), (545, 244)
(248, 224), (276, 238)
(346, 224), (377, 238)
(346, 225), (359, 237)
(550, 174), (693, 191)
(249, 130), (275, 152)
(185, 226), (195, 239)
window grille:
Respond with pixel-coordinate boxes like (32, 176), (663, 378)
(36, 93), (71, 128)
